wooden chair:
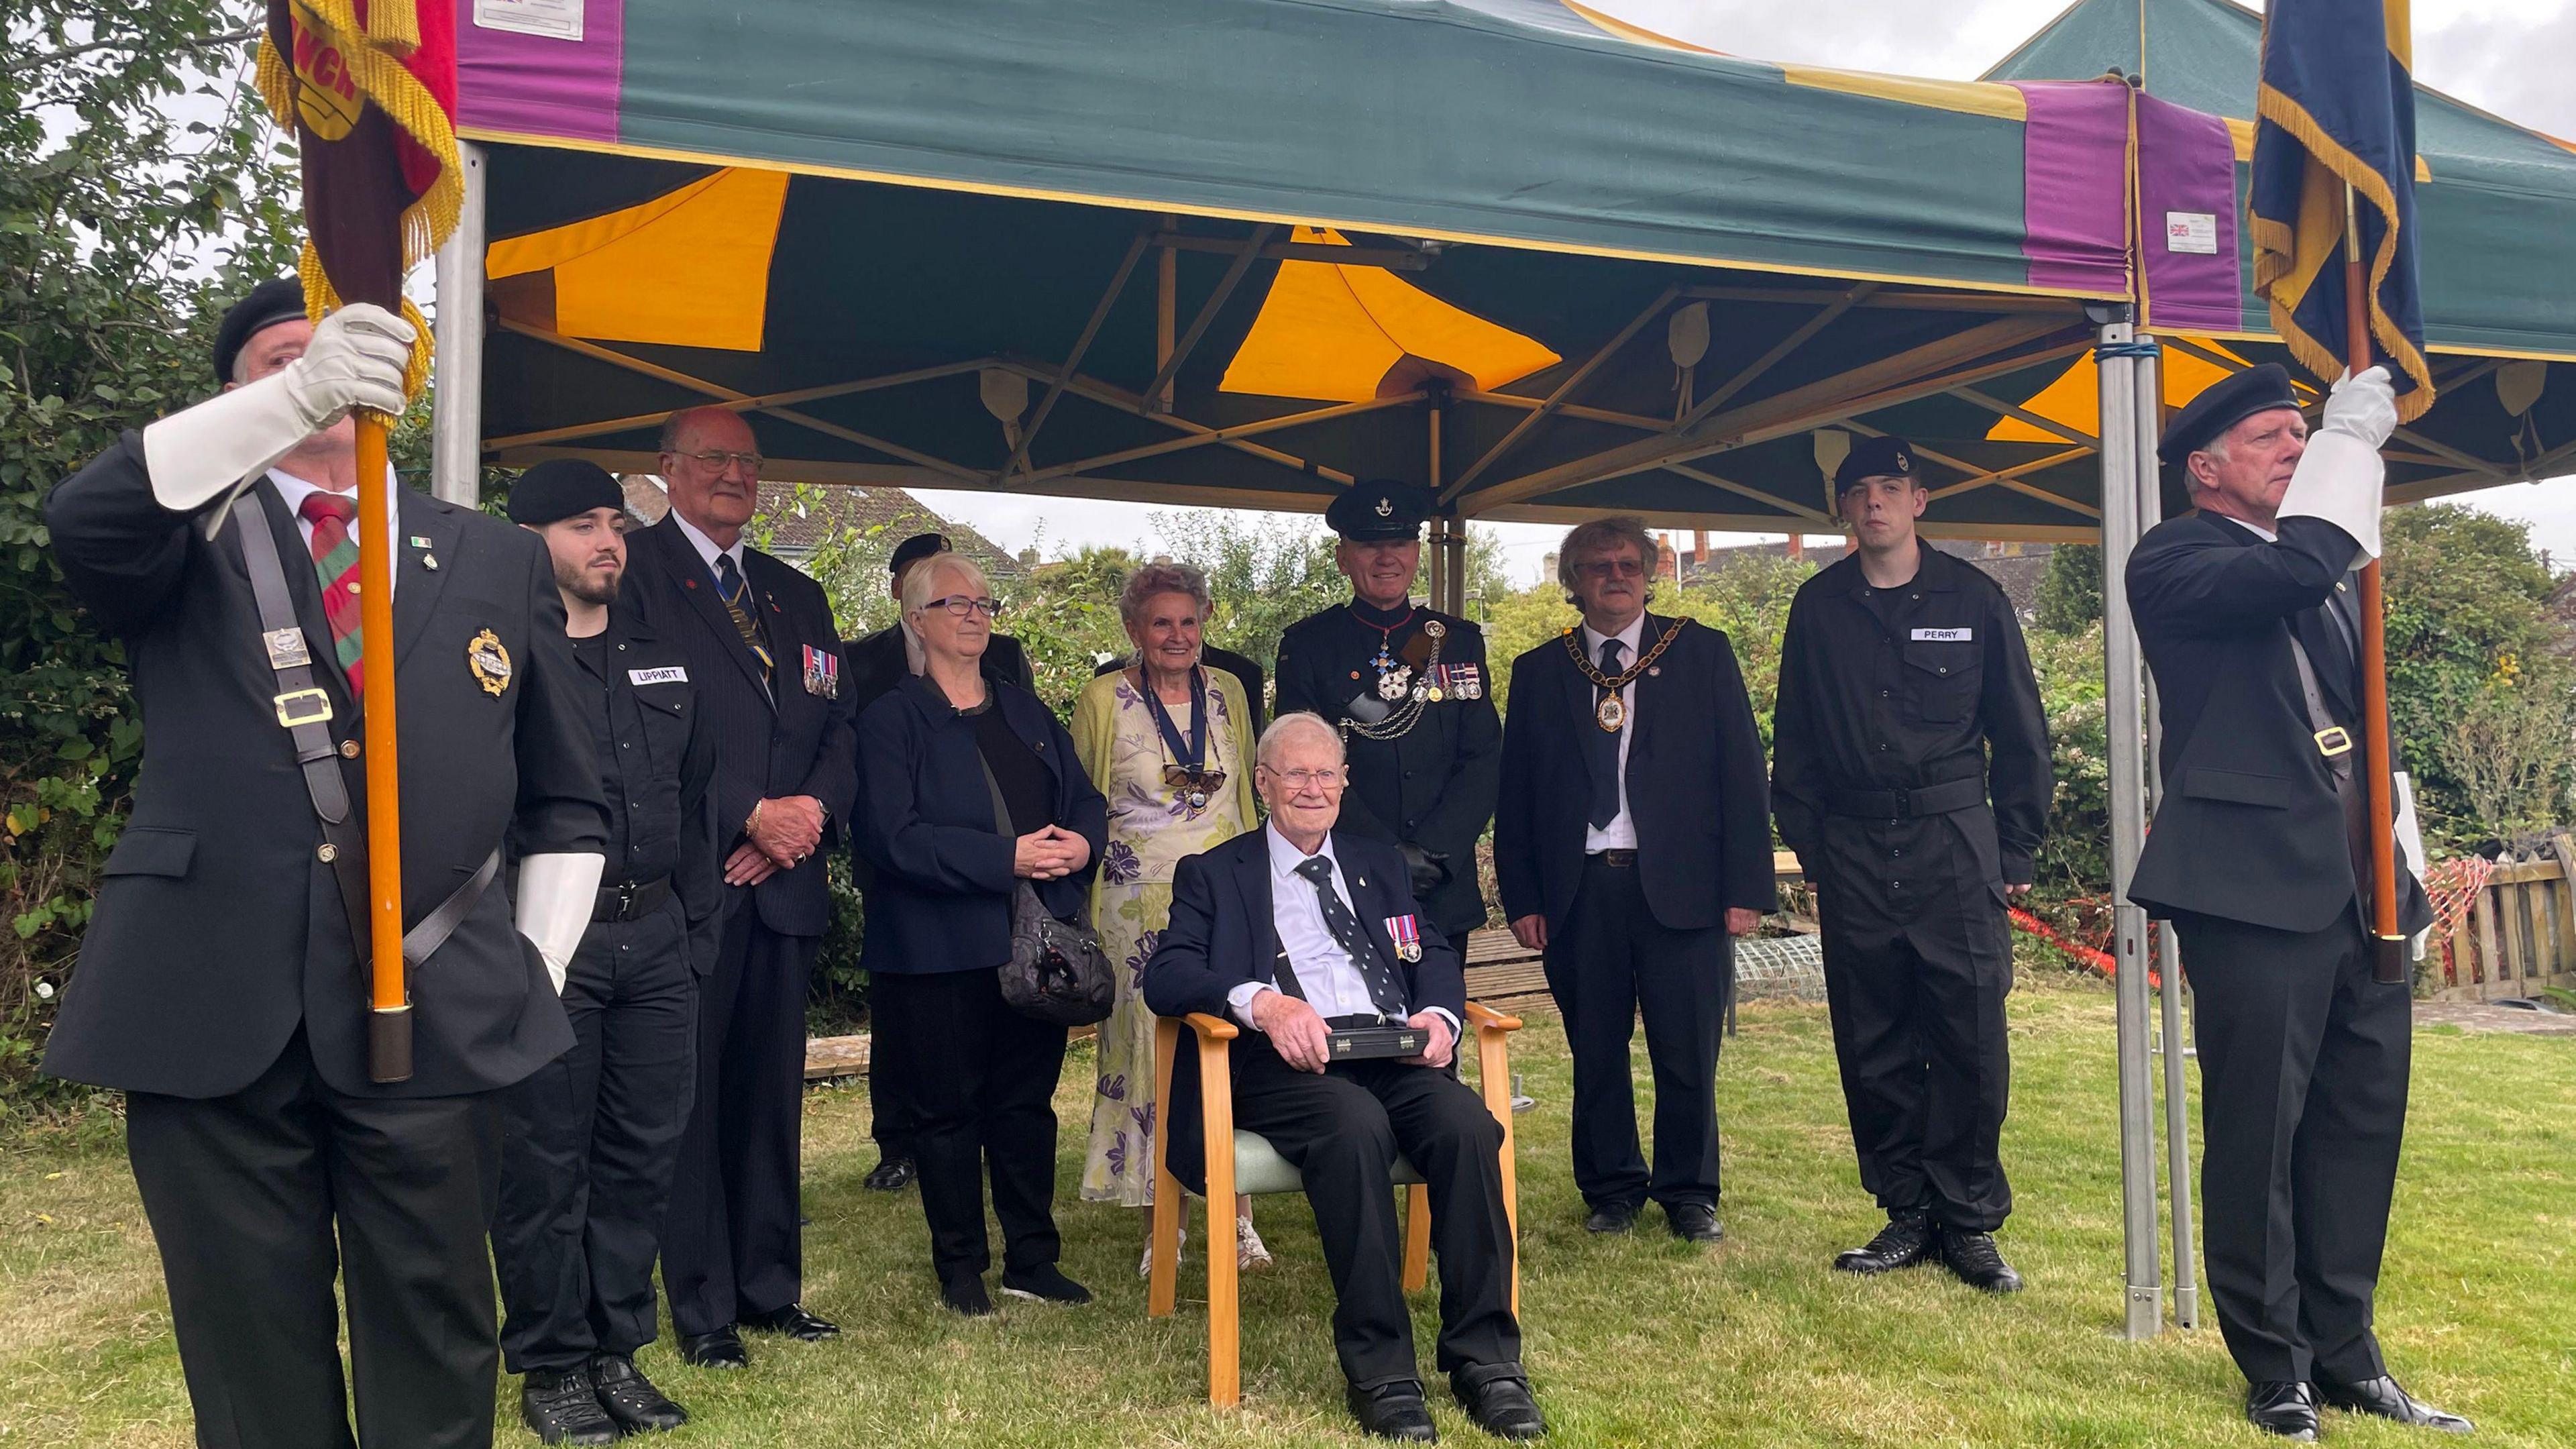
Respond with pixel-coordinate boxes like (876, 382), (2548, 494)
(1144, 1004), (1523, 1407)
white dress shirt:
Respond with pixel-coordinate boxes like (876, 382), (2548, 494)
(668, 506), (749, 583)
(267, 466), (398, 597)
(1580, 612), (1645, 852)
(1230, 823), (1458, 1041)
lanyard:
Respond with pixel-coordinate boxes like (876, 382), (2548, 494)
(1138, 665), (1208, 773)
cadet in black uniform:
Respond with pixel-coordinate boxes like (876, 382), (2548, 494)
(494, 462), (726, 1444)
(1771, 435), (2051, 1294)
(1273, 482), (1501, 941)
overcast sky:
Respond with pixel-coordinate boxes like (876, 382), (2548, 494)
(905, 0), (2576, 582)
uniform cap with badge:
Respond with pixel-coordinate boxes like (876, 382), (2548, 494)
(1832, 434), (1920, 492)
(1324, 479), (1435, 542)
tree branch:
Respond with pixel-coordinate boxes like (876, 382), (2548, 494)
(3, 25), (260, 78)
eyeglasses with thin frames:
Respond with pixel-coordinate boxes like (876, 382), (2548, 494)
(678, 449), (764, 475)
(1261, 765), (1347, 793)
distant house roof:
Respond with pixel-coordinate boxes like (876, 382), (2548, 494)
(616, 477), (1022, 577)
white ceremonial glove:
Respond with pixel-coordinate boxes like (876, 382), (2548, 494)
(516, 852), (606, 994)
(2275, 366), (2393, 564)
(141, 303), (416, 516)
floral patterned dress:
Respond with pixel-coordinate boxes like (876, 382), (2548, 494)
(1072, 666), (1258, 1205)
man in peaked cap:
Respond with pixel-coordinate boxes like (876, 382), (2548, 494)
(42, 281), (608, 1448)
(1273, 480), (1502, 944)
(1772, 432), (2051, 1293)
(2127, 364), (2467, 1439)
(493, 460), (724, 1442)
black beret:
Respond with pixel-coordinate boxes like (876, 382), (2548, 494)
(211, 278), (311, 386)
(1833, 434), (1921, 491)
(890, 531), (949, 574)
(1324, 479), (1433, 541)
(506, 459), (626, 525)
(2159, 364), (2302, 482)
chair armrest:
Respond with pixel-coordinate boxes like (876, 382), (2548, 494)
(1463, 1001), (1523, 1034)
(1184, 1011), (1240, 1042)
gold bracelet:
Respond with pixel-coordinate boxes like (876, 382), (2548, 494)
(747, 798), (765, 836)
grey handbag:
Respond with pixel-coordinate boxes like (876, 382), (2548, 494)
(1001, 881), (1116, 1026)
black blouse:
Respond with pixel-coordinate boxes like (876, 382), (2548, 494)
(970, 699), (1051, 837)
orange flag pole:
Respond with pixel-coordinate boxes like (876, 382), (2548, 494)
(2343, 182), (2407, 985)
(356, 408), (411, 1079)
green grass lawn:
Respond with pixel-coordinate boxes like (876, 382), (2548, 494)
(3, 975), (2570, 1447)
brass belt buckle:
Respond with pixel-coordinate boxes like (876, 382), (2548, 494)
(274, 688), (334, 729)
(2313, 725), (2353, 758)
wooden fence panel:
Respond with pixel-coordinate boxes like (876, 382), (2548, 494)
(2436, 853), (2576, 1002)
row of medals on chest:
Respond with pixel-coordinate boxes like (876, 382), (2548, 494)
(1373, 617), (1483, 704)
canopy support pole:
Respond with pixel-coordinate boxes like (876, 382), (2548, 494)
(1156, 217), (1178, 414)
(1426, 390), (1464, 616)
(430, 140), (487, 506)
(1137, 223), (1277, 413)
(2094, 307), (2163, 1341)
(2131, 332), (2201, 1333)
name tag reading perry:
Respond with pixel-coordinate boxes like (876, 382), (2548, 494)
(629, 665), (688, 686)
(1911, 627), (1974, 643)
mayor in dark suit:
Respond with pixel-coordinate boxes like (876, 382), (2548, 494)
(855, 551), (1108, 1316)
(1495, 516), (1774, 1244)
(1146, 711), (1544, 1443)
(844, 529), (1034, 1195)
(618, 407), (858, 1369)
(41, 284), (609, 1449)
(2127, 364), (2465, 1440)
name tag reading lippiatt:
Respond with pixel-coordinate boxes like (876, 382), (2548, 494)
(629, 666), (689, 686)
(1911, 627), (1974, 643)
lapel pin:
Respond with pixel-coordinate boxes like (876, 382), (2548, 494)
(409, 535), (432, 548)
(1647, 665), (1661, 677)
(423, 555), (439, 570)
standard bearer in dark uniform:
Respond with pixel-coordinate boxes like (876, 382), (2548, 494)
(1272, 481), (1501, 941)
(40, 281), (609, 1449)
(2127, 364), (2465, 1440)
(492, 462), (725, 1444)
(1770, 434), (2051, 1295)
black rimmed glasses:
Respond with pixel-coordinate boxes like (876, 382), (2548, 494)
(925, 594), (1002, 619)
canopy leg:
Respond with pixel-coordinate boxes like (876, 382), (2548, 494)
(430, 140), (488, 507)
(2094, 308), (2163, 1341)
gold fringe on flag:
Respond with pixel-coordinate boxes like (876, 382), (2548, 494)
(256, 0), (460, 402)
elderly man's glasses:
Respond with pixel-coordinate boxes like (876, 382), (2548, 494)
(1263, 766), (1346, 792)
(678, 449), (763, 475)
(923, 594), (1001, 619)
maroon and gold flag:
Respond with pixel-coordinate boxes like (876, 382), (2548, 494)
(256, 0), (461, 395)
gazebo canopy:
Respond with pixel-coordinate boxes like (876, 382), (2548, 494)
(453, 0), (2576, 541)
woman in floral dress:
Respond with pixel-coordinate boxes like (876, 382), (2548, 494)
(1071, 563), (1269, 1273)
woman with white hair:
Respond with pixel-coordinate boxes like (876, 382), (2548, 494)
(856, 551), (1109, 1316)
(1069, 561), (1269, 1273)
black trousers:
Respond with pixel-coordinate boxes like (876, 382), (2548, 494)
(493, 911), (698, 1371)
(125, 1028), (504, 1449)
(662, 909), (816, 1335)
(868, 1021), (916, 1161)
(1225, 1039), (1519, 1390)
(2172, 909), (2410, 1387)
(1542, 854), (1730, 1210)
(1816, 865), (2015, 1232)
(870, 966), (1068, 1279)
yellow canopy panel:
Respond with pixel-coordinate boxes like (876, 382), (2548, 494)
(1220, 227), (1562, 401)
(485, 167), (790, 351)
(1984, 337), (2316, 442)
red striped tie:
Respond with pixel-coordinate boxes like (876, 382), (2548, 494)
(299, 491), (365, 696)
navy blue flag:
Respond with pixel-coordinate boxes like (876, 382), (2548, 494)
(2250, 0), (2436, 422)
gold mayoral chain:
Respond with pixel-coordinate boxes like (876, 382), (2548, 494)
(1562, 617), (1688, 733)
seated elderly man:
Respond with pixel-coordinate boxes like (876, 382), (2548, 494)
(1145, 711), (1543, 1443)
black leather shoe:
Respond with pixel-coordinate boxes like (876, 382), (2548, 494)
(1452, 1364), (1547, 1440)
(2247, 1381), (2322, 1440)
(1939, 1230), (2024, 1293)
(590, 1353), (687, 1434)
(1347, 1380), (1439, 1442)
(1835, 1210), (1937, 1274)
(1000, 1265), (1093, 1305)
(676, 1326), (748, 1370)
(521, 1366), (619, 1446)
(740, 1303), (840, 1340)
(1582, 1201), (1640, 1235)
(862, 1155), (916, 1191)
(1666, 1203), (1725, 1244)
(2318, 1375), (2475, 1434)
(941, 1272), (996, 1317)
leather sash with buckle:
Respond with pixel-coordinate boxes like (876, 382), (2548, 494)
(233, 491), (497, 982)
